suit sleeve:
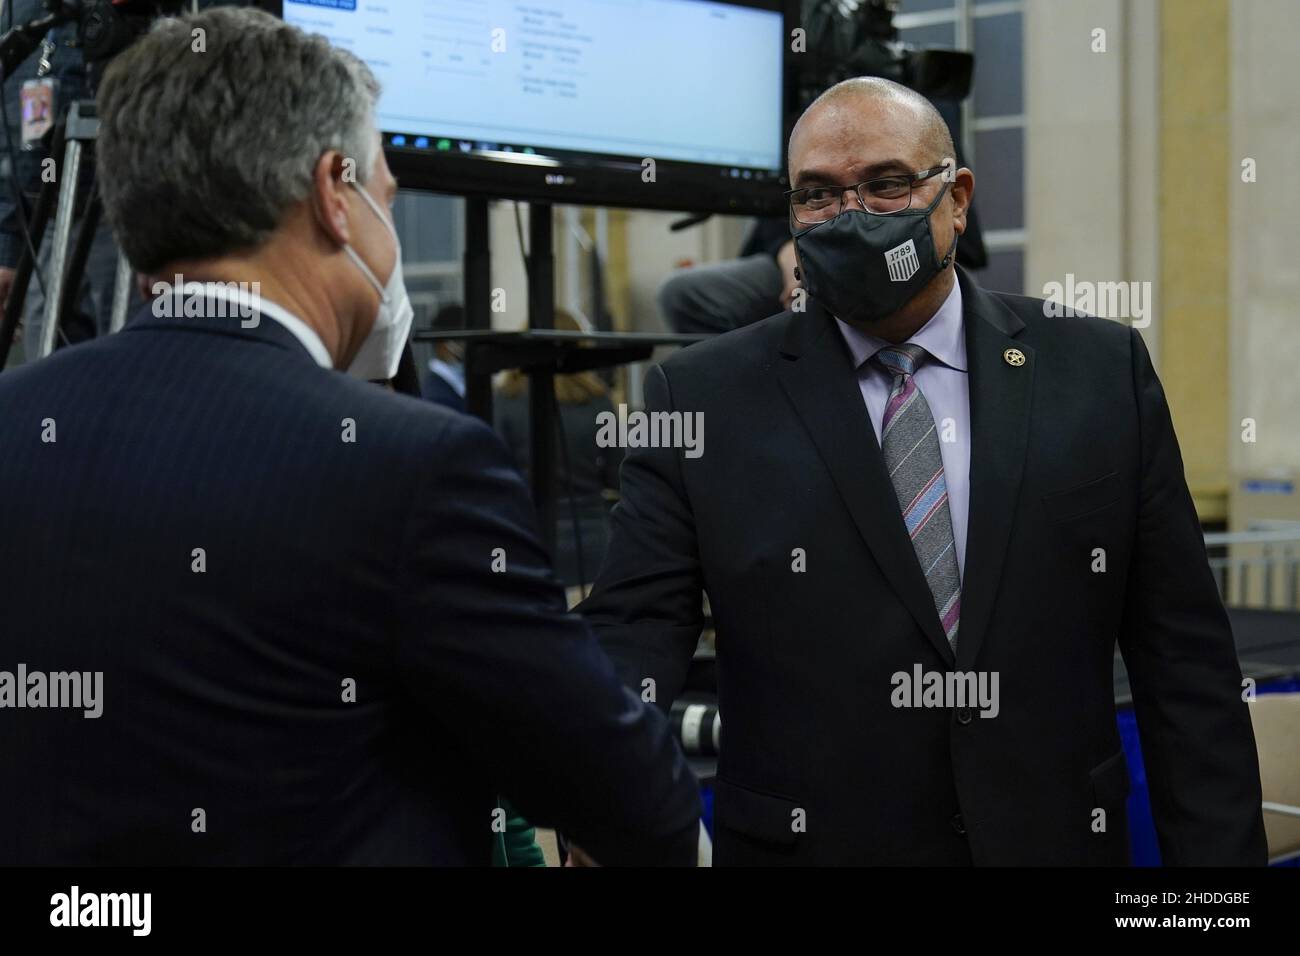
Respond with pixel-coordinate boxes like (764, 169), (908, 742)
(576, 363), (705, 712)
(1118, 327), (1268, 865)
(394, 412), (700, 866)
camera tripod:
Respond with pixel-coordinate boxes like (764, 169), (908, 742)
(0, 97), (133, 368)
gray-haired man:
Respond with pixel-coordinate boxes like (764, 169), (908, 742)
(0, 7), (700, 865)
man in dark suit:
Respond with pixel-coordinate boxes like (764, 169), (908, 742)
(0, 7), (699, 866)
(579, 77), (1267, 865)
(420, 305), (468, 412)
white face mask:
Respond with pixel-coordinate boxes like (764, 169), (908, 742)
(341, 183), (415, 380)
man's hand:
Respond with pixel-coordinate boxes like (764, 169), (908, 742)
(776, 239), (799, 311)
(562, 842), (600, 867)
(0, 265), (20, 343)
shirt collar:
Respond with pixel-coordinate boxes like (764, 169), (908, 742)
(834, 276), (966, 373)
(200, 282), (334, 369)
(428, 358), (466, 397)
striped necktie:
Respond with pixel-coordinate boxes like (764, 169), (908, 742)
(871, 343), (961, 650)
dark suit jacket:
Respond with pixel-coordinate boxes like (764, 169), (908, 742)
(0, 301), (699, 865)
(421, 367), (466, 413)
(578, 266), (1267, 866)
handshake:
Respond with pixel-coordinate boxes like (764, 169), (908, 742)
(561, 829), (709, 868)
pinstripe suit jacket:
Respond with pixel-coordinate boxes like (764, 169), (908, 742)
(0, 299), (699, 865)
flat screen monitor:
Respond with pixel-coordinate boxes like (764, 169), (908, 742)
(275, 0), (788, 214)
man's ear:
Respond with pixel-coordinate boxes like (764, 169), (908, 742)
(311, 151), (353, 246)
(950, 167), (975, 236)
(951, 167), (972, 231)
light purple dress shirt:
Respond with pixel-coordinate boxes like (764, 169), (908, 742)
(834, 278), (969, 578)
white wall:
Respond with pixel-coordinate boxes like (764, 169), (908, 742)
(1228, 0), (1300, 481)
(1023, 0), (1160, 364)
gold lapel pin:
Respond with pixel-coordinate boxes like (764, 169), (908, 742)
(1003, 347), (1026, 367)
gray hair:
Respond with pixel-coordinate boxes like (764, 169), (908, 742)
(97, 6), (381, 273)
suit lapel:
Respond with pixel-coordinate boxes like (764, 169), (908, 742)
(776, 298), (956, 665)
(775, 269), (1036, 669)
(954, 268), (1034, 670)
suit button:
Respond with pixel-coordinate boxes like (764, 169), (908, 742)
(951, 813), (967, 836)
(956, 707), (973, 725)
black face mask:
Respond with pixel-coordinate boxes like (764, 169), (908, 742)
(792, 181), (958, 324)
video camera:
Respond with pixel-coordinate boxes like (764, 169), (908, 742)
(1, 1), (186, 88)
(796, 0), (973, 106)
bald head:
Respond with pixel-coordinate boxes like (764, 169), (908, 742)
(789, 77), (955, 182)
(783, 76), (976, 339)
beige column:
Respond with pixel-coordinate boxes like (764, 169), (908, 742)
(1160, 0), (1230, 522)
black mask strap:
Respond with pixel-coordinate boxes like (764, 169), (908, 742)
(938, 231), (959, 270)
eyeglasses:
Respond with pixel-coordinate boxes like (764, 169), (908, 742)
(785, 165), (950, 225)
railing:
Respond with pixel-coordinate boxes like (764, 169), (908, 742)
(1205, 523), (1300, 610)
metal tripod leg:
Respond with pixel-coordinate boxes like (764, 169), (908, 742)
(109, 250), (131, 333)
(0, 127), (62, 369)
(38, 99), (97, 358)
(37, 137), (81, 357)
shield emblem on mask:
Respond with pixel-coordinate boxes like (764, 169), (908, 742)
(885, 239), (921, 283)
